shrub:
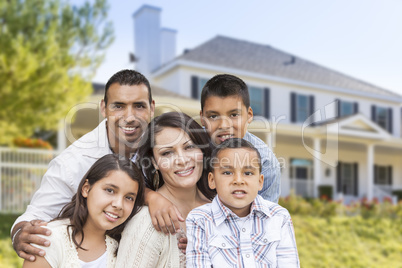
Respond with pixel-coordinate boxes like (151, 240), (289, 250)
(318, 185), (333, 200)
(13, 137), (53, 150)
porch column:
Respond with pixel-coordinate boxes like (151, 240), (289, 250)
(367, 144), (374, 201)
(57, 119), (66, 152)
(313, 138), (321, 198)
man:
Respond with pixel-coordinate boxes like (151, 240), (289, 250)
(11, 70), (183, 261)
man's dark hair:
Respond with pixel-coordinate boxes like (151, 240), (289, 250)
(104, 69), (152, 104)
(200, 74), (250, 111)
(211, 138), (261, 172)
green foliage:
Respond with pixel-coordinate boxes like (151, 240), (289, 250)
(294, 216), (402, 268)
(318, 185), (333, 200)
(392, 190), (402, 201)
(1, 212), (402, 267)
(0, 0), (114, 145)
(0, 214), (22, 267)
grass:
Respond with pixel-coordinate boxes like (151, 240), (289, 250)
(0, 214), (23, 268)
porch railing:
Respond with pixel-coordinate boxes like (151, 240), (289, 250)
(289, 178), (314, 198)
(0, 147), (59, 213)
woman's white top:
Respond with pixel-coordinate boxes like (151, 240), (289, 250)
(116, 206), (181, 267)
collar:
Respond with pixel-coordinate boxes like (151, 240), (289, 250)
(211, 195), (272, 226)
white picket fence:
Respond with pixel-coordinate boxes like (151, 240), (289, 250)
(0, 147), (59, 213)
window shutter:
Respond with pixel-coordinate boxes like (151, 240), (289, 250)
(264, 88), (270, 119)
(353, 102), (359, 114)
(388, 108), (393, 134)
(388, 166), (393, 185)
(371, 105), (376, 121)
(309, 95), (315, 116)
(291, 92), (296, 123)
(353, 163), (358, 196)
(336, 162), (342, 193)
(374, 165), (378, 184)
(309, 95), (315, 125)
(191, 76), (199, 99)
(335, 99), (340, 118)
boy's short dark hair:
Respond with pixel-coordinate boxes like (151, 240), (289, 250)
(211, 138), (261, 172)
(200, 74), (250, 110)
(104, 69), (152, 104)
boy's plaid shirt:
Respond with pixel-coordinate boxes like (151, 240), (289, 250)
(186, 195), (300, 268)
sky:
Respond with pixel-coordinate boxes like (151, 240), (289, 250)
(88, 0), (402, 96)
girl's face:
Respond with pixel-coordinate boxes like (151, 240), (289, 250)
(152, 127), (204, 190)
(82, 170), (139, 233)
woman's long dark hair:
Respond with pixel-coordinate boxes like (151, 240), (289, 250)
(54, 154), (145, 253)
(137, 112), (216, 200)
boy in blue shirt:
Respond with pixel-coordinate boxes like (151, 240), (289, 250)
(200, 74), (280, 202)
(186, 139), (299, 267)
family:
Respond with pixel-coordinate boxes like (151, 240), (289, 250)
(11, 70), (300, 267)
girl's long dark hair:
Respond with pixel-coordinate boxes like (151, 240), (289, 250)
(137, 112), (216, 200)
(54, 154), (145, 253)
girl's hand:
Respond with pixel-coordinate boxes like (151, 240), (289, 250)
(146, 190), (184, 234)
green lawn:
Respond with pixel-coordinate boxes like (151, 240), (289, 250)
(0, 214), (23, 268)
(1, 211), (402, 268)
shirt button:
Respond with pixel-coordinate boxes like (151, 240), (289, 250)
(222, 243), (226, 247)
(263, 239), (268, 243)
(246, 254), (250, 258)
(242, 228), (246, 232)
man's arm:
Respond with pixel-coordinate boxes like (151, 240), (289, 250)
(145, 188), (185, 234)
(186, 215), (212, 267)
(12, 221), (50, 262)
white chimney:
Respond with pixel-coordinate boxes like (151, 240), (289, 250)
(133, 5), (162, 77)
(160, 28), (177, 65)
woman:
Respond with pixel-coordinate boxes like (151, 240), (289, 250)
(116, 112), (215, 267)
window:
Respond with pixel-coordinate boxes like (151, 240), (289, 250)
(336, 162), (358, 196)
(337, 100), (358, 117)
(249, 86), (264, 116)
(372, 105), (393, 133)
(374, 165), (392, 185)
(191, 76), (208, 100)
(296, 95), (309, 122)
(291, 93), (314, 123)
(198, 78), (208, 99)
(289, 158), (313, 197)
(289, 158), (313, 180)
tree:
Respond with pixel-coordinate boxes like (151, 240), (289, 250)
(0, 0), (114, 145)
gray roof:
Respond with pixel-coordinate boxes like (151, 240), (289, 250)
(178, 35), (400, 98)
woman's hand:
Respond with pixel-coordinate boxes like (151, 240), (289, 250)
(145, 189), (184, 234)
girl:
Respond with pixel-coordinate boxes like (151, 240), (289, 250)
(23, 154), (145, 268)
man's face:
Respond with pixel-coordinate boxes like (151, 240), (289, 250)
(209, 148), (263, 217)
(101, 83), (155, 152)
(201, 95), (253, 145)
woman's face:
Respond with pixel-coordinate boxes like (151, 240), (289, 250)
(152, 127), (204, 190)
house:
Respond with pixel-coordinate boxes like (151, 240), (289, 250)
(131, 5), (402, 203)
